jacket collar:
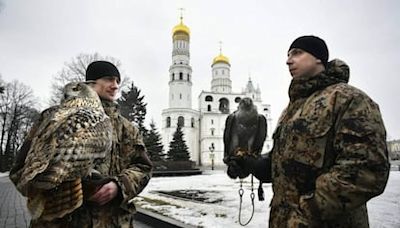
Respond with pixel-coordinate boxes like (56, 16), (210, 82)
(101, 99), (119, 118)
(288, 59), (349, 101)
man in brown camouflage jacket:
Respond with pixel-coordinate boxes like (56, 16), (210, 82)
(227, 36), (390, 227)
(10, 61), (153, 227)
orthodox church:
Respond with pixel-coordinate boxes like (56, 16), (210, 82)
(161, 16), (272, 167)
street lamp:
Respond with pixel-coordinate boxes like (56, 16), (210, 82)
(209, 143), (215, 170)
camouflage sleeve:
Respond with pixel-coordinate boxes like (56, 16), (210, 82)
(304, 93), (390, 220)
(114, 118), (153, 212)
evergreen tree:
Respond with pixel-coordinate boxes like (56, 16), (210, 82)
(144, 120), (164, 161)
(117, 82), (147, 133)
(167, 124), (190, 161)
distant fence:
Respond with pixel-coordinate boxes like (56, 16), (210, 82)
(152, 160), (202, 177)
(390, 160), (400, 171)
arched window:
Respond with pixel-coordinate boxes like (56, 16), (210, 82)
(234, 97), (241, 103)
(166, 117), (171, 128)
(205, 95), (213, 102)
(188, 74), (190, 81)
(172, 73), (175, 80)
(211, 128), (215, 136)
(211, 119), (214, 124)
(179, 72), (183, 80)
(178, 116), (184, 127)
(207, 104), (211, 112)
(191, 118), (195, 128)
(219, 98), (230, 114)
(180, 93), (182, 99)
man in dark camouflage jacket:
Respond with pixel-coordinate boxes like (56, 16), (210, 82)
(227, 36), (390, 227)
(10, 61), (153, 227)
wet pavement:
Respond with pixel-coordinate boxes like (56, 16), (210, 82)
(0, 176), (153, 228)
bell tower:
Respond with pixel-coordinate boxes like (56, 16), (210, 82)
(162, 10), (200, 165)
(211, 42), (232, 94)
(168, 10), (193, 108)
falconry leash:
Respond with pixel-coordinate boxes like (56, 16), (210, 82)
(238, 175), (265, 226)
(238, 175), (255, 226)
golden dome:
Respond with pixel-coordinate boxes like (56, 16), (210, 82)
(172, 19), (190, 37)
(212, 53), (230, 66)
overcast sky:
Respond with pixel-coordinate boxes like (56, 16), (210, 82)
(0, 0), (399, 139)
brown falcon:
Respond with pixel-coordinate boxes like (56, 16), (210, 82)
(15, 82), (112, 221)
(223, 97), (267, 177)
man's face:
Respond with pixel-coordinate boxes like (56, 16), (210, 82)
(286, 48), (322, 78)
(91, 76), (120, 101)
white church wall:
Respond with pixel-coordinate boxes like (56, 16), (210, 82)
(168, 81), (193, 108)
(161, 108), (200, 164)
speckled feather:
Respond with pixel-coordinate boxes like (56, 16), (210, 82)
(16, 82), (112, 220)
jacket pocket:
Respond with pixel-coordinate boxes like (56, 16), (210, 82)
(290, 116), (333, 169)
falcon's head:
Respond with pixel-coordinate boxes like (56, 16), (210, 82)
(238, 97), (254, 111)
(236, 97), (258, 127)
(62, 82), (101, 107)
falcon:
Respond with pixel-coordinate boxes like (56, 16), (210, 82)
(223, 97), (267, 164)
(15, 82), (112, 221)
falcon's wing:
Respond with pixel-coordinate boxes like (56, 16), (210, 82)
(223, 113), (236, 163)
(251, 114), (267, 155)
(9, 106), (59, 194)
(18, 106), (112, 191)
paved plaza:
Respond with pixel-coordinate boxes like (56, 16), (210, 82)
(0, 176), (30, 228)
(0, 176), (154, 228)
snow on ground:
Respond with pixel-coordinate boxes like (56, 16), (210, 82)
(368, 171), (400, 228)
(137, 170), (400, 228)
(137, 170), (271, 227)
(0, 172), (8, 178)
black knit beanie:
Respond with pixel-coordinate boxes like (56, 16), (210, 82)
(289, 35), (329, 68)
(85, 61), (120, 82)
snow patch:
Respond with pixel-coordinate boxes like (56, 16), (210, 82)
(137, 170), (400, 228)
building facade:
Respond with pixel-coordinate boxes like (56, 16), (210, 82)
(161, 17), (272, 167)
(161, 16), (200, 164)
(388, 139), (400, 160)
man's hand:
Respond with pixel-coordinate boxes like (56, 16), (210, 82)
(226, 156), (256, 179)
(88, 181), (119, 206)
(225, 154), (272, 182)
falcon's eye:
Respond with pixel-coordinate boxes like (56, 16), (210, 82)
(72, 85), (80, 91)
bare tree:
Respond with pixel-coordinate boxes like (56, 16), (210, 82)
(0, 80), (38, 171)
(0, 1), (4, 14)
(0, 74), (4, 94)
(49, 53), (128, 105)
